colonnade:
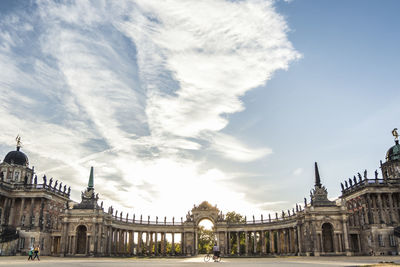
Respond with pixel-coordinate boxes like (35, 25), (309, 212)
(106, 229), (185, 256)
(222, 228), (298, 255)
(62, 224), (190, 256)
(0, 196), (44, 229)
(348, 192), (400, 226)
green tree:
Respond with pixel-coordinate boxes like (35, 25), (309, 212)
(198, 225), (215, 254)
(225, 211), (246, 223)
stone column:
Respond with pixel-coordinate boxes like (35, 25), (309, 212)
(18, 198), (25, 226)
(294, 227), (299, 255)
(277, 230), (281, 254)
(330, 232), (336, 253)
(137, 231), (142, 255)
(72, 235), (76, 255)
(236, 232), (240, 255)
(129, 230), (134, 255)
(377, 193), (384, 223)
(1, 198), (8, 225)
(60, 221), (68, 256)
(107, 227), (112, 255)
(363, 205), (369, 225)
(261, 230), (266, 255)
(194, 229), (198, 255)
(253, 231), (257, 254)
(245, 231), (249, 255)
(149, 232), (153, 255)
(181, 232), (185, 255)
(28, 198), (35, 228)
(366, 194), (373, 224)
(163, 232), (167, 255)
(7, 198), (15, 225)
(296, 227), (301, 254)
(342, 219), (351, 256)
(154, 232), (158, 256)
(389, 193), (396, 223)
(171, 233), (175, 255)
(225, 231), (229, 255)
(269, 230), (274, 253)
(112, 228), (118, 255)
(99, 225), (104, 255)
(125, 230), (128, 254)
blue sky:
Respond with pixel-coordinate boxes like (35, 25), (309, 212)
(0, 0), (399, 219)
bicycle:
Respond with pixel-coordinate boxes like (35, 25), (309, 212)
(204, 253), (221, 262)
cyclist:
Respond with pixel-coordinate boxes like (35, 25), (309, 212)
(212, 243), (220, 261)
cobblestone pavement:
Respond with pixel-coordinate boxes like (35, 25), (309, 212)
(0, 256), (399, 267)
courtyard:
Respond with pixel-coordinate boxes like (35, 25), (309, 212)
(0, 256), (400, 267)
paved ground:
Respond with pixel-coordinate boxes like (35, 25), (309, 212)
(0, 256), (399, 267)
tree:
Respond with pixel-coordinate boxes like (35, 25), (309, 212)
(225, 211), (245, 223)
(198, 225), (216, 254)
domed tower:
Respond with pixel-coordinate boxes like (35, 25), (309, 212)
(381, 128), (400, 179)
(0, 136), (34, 184)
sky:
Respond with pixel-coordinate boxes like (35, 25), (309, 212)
(0, 0), (399, 221)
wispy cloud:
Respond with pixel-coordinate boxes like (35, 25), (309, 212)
(0, 0), (300, 217)
(293, 168), (303, 176)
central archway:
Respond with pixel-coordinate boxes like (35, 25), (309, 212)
(197, 218), (216, 254)
(76, 225), (87, 254)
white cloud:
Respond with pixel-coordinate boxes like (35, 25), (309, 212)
(0, 0), (300, 218)
(293, 168), (303, 176)
(211, 133), (272, 162)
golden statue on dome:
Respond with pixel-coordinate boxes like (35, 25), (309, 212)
(15, 135), (22, 149)
(392, 128), (399, 141)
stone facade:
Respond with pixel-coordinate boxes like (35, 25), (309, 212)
(1, 135), (400, 257)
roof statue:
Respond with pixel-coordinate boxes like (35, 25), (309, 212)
(16, 135), (22, 150)
(393, 128), (399, 141)
(3, 135), (29, 166)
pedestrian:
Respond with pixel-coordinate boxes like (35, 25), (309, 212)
(33, 245), (40, 261)
(27, 247), (33, 260)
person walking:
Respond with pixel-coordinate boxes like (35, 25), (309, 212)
(27, 247), (33, 260)
(33, 245), (40, 261)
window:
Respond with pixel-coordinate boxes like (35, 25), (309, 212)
(41, 238), (44, 250)
(19, 237), (25, 249)
(378, 234), (385, 247)
(389, 235), (396, 247)
(30, 237), (35, 247)
(21, 215), (25, 226)
(31, 216), (35, 226)
(0, 208), (2, 222)
(14, 171), (19, 180)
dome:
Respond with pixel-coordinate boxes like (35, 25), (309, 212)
(3, 147), (29, 167)
(386, 140), (400, 161)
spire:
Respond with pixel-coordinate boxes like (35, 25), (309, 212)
(315, 162), (321, 188)
(88, 166), (94, 189)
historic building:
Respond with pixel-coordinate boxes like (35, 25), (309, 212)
(1, 132), (400, 256)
